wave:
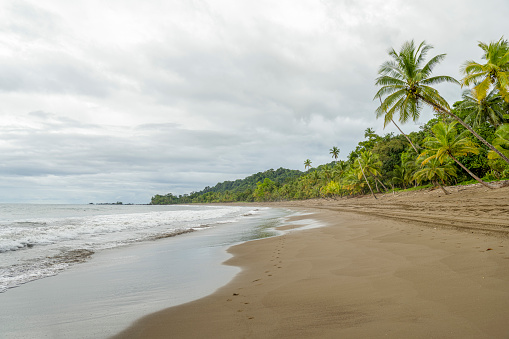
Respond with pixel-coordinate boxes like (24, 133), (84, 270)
(0, 205), (260, 292)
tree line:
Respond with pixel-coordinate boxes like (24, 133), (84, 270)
(151, 37), (509, 204)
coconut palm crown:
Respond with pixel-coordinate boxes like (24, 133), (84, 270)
(304, 159), (312, 170)
(329, 146), (340, 162)
(418, 121), (494, 188)
(461, 37), (509, 102)
(419, 121), (478, 165)
(457, 88), (506, 128)
(374, 40), (459, 127)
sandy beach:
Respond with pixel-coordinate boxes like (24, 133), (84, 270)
(113, 184), (509, 338)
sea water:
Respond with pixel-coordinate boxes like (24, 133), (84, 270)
(0, 204), (264, 292)
(0, 204), (294, 338)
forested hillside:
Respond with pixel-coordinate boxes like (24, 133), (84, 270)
(150, 168), (304, 204)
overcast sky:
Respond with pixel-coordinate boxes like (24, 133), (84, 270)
(0, 0), (507, 204)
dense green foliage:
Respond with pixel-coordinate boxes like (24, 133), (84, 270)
(151, 38), (509, 205)
(151, 168), (304, 204)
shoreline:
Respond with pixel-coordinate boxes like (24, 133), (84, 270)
(113, 185), (509, 338)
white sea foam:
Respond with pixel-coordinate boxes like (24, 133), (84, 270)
(0, 204), (259, 292)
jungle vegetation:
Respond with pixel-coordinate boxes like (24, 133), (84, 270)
(151, 37), (509, 205)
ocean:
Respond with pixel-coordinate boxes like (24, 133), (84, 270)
(0, 204), (295, 338)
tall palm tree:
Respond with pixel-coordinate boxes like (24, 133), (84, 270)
(375, 40), (509, 165)
(374, 40), (456, 126)
(329, 146), (340, 163)
(418, 121), (495, 188)
(304, 159), (312, 170)
(457, 88), (506, 128)
(461, 37), (509, 102)
(413, 159), (457, 194)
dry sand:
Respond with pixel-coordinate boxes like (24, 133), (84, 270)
(113, 184), (509, 338)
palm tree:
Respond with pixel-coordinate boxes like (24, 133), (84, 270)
(375, 40), (509, 165)
(391, 164), (409, 189)
(332, 161), (348, 181)
(488, 124), (509, 160)
(355, 156), (377, 199)
(461, 37), (509, 102)
(329, 146), (340, 163)
(304, 159), (312, 170)
(343, 166), (365, 196)
(457, 88), (506, 128)
(418, 121), (495, 188)
(355, 150), (387, 192)
(321, 167), (333, 184)
(413, 159), (457, 194)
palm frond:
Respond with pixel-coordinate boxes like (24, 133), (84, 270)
(421, 53), (446, 77)
(421, 75), (459, 86)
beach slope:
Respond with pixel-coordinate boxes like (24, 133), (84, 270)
(113, 184), (509, 338)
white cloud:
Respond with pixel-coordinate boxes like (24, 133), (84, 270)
(0, 0), (507, 203)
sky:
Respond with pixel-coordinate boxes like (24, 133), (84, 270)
(0, 0), (507, 204)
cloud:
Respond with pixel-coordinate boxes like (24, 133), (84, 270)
(0, 0), (507, 203)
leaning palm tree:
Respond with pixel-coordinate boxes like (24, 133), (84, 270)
(457, 88), (506, 128)
(461, 37), (509, 102)
(413, 159), (457, 195)
(304, 159), (312, 170)
(375, 40), (509, 165)
(355, 150), (387, 193)
(418, 121), (495, 188)
(329, 146), (340, 163)
(354, 156), (376, 199)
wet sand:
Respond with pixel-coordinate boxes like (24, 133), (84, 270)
(113, 184), (509, 338)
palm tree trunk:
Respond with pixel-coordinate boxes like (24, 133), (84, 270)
(358, 159), (377, 199)
(391, 118), (420, 153)
(375, 176), (389, 191)
(448, 152), (496, 189)
(378, 98), (420, 153)
(419, 95), (509, 165)
(433, 180), (450, 195)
